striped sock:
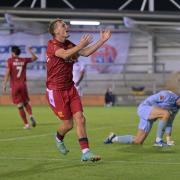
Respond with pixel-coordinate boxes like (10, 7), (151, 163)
(56, 132), (64, 142)
(79, 137), (89, 152)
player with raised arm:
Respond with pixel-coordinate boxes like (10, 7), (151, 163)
(2, 46), (38, 129)
(104, 90), (180, 147)
(46, 19), (111, 161)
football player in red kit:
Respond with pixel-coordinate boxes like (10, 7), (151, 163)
(46, 19), (111, 161)
(2, 46), (38, 129)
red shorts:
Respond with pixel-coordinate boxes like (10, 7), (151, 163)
(46, 86), (83, 120)
(11, 85), (29, 104)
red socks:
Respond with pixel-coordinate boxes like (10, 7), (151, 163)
(56, 132), (64, 142)
(79, 137), (89, 150)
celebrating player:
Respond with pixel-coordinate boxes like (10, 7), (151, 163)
(104, 90), (180, 146)
(46, 19), (111, 161)
(2, 46), (37, 129)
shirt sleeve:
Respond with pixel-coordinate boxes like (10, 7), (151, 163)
(53, 44), (63, 54)
(48, 40), (64, 56)
(24, 58), (33, 64)
(145, 93), (164, 105)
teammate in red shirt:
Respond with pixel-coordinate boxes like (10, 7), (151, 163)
(2, 46), (38, 129)
(46, 19), (111, 161)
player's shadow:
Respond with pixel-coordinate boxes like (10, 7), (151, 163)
(0, 160), (102, 178)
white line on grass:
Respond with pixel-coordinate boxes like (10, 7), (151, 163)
(0, 156), (180, 165)
(0, 133), (52, 142)
(0, 156), (78, 162)
(0, 127), (106, 142)
(0, 124), (136, 142)
(108, 160), (180, 165)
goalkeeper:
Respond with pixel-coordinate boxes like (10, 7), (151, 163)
(104, 90), (180, 147)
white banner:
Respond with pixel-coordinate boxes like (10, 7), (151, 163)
(0, 32), (131, 77)
(69, 32), (131, 74)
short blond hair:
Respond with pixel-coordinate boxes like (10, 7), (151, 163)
(48, 19), (63, 36)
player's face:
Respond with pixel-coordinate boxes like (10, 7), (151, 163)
(54, 21), (69, 41)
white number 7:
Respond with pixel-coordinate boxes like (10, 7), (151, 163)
(16, 66), (23, 78)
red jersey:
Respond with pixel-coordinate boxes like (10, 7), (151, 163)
(46, 39), (77, 90)
(7, 57), (33, 89)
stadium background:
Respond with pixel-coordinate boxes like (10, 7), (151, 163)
(1, 1), (180, 180)
(0, 0), (180, 106)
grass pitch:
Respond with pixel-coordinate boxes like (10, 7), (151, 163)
(1, 106), (180, 180)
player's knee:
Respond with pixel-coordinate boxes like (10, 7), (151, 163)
(133, 139), (143, 145)
(64, 120), (73, 130)
(67, 124), (73, 130)
(76, 115), (86, 126)
(133, 136), (144, 144)
(162, 110), (170, 120)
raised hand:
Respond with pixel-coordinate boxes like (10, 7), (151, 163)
(100, 29), (111, 42)
(79, 34), (93, 48)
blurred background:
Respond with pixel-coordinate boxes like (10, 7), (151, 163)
(1, 0), (180, 106)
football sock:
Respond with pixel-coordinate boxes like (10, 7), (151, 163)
(165, 126), (172, 135)
(79, 137), (89, 152)
(166, 136), (170, 141)
(82, 148), (89, 154)
(112, 135), (134, 144)
(56, 131), (64, 142)
(18, 107), (28, 125)
(156, 120), (167, 141)
(24, 103), (32, 116)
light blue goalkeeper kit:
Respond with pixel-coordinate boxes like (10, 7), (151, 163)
(103, 90), (180, 145)
(137, 90), (180, 133)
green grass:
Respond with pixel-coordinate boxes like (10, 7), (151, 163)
(1, 106), (180, 180)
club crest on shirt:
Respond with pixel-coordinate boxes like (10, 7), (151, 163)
(160, 96), (165, 100)
(58, 111), (64, 118)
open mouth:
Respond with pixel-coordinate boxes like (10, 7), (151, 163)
(65, 31), (70, 38)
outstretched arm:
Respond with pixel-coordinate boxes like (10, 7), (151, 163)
(2, 65), (10, 93)
(28, 47), (38, 61)
(79, 29), (111, 57)
(55, 34), (92, 60)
